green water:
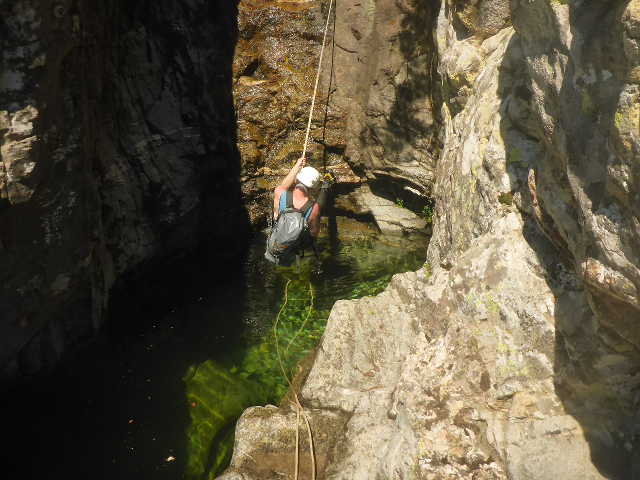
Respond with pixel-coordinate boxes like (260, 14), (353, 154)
(4, 220), (426, 480)
(183, 225), (427, 478)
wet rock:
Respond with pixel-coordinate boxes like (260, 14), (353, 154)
(234, 0), (350, 226)
(235, 0), (439, 227)
(335, 184), (428, 236)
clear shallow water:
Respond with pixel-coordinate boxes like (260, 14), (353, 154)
(3, 221), (426, 480)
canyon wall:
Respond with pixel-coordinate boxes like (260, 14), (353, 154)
(233, 0), (437, 228)
(221, 0), (640, 479)
(0, 0), (243, 381)
(232, 0), (348, 225)
(2, 0), (639, 476)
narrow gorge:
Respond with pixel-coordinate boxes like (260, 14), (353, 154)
(1, 1), (639, 479)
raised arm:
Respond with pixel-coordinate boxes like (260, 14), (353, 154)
(273, 156), (306, 217)
(279, 156), (305, 190)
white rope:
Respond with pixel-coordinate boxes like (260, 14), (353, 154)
(302, 0), (335, 159)
(273, 280), (317, 480)
(274, 7), (335, 478)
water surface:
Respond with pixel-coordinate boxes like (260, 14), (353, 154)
(4, 220), (426, 479)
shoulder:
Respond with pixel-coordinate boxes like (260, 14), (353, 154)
(310, 202), (320, 217)
(274, 186), (289, 202)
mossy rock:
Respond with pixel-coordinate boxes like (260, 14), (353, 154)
(498, 192), (514, 205)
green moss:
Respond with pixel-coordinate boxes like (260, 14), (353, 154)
(581, 90), (597, 117)
(256, 176), (272, 190)
(506, 146), (522, 165)
(183, 236), (427, 478)
(420, 201), (434, 225)
(183, 361), (269, 479)
(423, 262), (432, 278)
(498, 192), (513, 206)
(184, 275), (390, 478)
(614, 111), (623, 127)
(347, 275), (393, 299)
(484, 295), (501, 313)
(206, 427), (235, 480)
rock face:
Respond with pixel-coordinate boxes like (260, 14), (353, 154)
(335, 183), (429, 235)
(222, 0), (640, 479)
(330, 0), (440, 196)
(233, 0), (437, 228)
(233, 0), (350, 226)
(0, 0), (243, 381)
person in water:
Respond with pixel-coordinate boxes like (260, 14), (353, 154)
(272, 156), (328, 237)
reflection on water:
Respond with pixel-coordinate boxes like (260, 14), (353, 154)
(3, 220), (427, 480)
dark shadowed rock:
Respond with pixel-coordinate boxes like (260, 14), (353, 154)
(0, 0), (244, 382)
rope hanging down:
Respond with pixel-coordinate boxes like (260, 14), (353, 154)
(301, 0), (335, 159)
(278, 6), (335, 476)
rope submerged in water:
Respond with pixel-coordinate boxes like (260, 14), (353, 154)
(273, 279), (317, 480)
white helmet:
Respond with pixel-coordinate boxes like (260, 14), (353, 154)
(296, 166), (321, 188)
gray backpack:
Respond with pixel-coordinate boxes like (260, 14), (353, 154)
(265, 191), (314, 266)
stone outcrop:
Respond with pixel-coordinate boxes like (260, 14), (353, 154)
(0, 0), (243, 381)
(330, 0), (440, 197)
(334, 184), (429, 235)
(221, 0), (640, 479)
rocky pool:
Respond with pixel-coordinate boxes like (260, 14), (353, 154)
(3, 218), (427, 480)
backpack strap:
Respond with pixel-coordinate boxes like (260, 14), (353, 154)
(280, 190), (314, 221)
(299, 199), (315, 221)
(278, 190), (289, 215)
